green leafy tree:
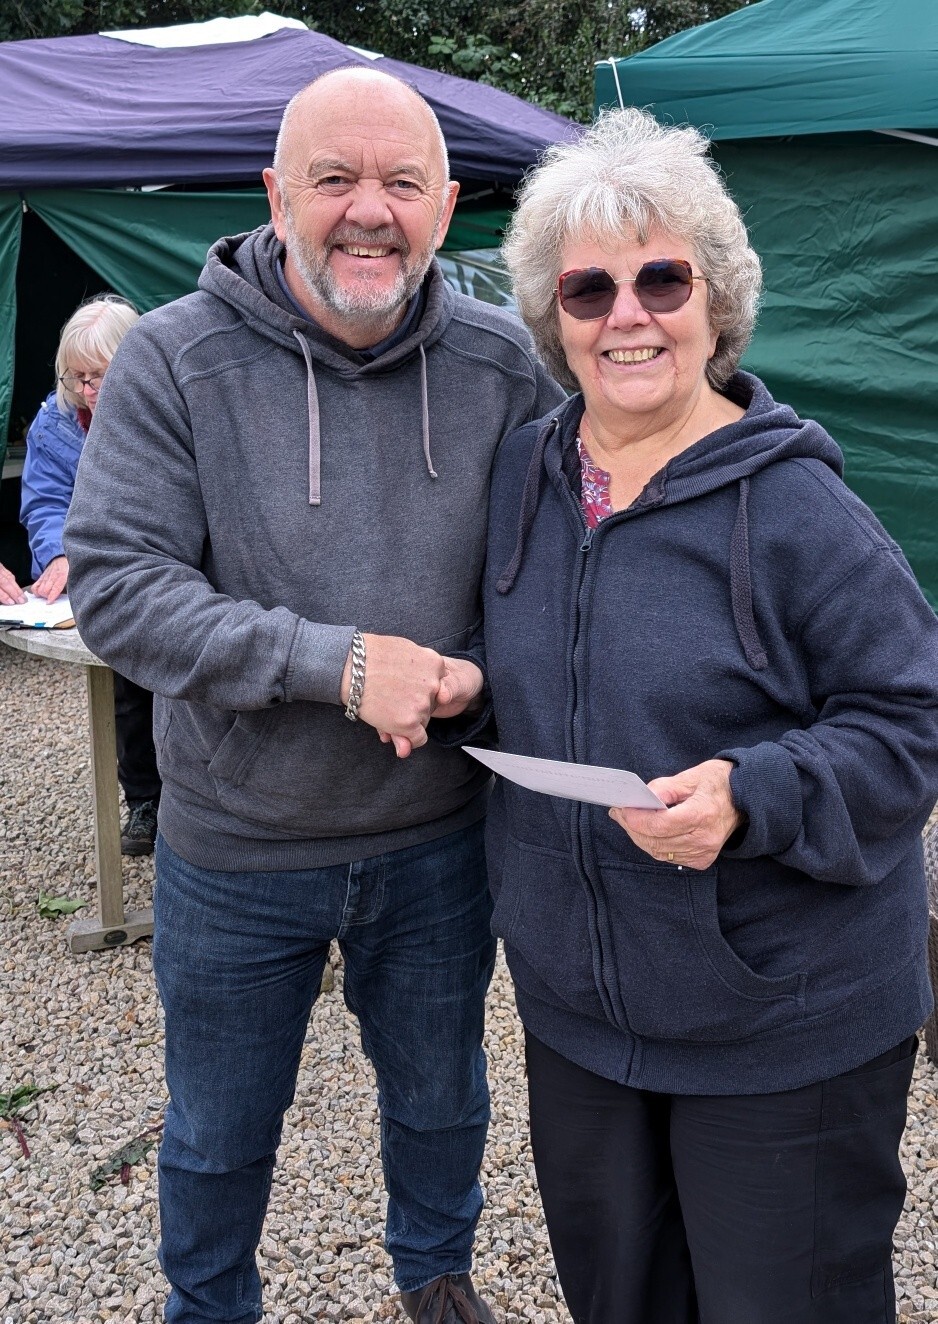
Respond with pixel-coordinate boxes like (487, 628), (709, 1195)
(299, 0), (755, 118)
(0, 0), (755, 120)
(0, 1), (231, 43)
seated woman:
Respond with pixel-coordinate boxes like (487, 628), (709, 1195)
(21, 295), (162, 855)
(446, 109), (938, 1323)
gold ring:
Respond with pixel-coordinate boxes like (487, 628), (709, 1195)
(667, 852), (675, 862)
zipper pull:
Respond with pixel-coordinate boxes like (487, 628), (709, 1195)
(579, 526), (593, 552)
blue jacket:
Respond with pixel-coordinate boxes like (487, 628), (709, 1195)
(21, 393), (86, 578)
(480, 373), (938, 1095)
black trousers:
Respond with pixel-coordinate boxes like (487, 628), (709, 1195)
(525, 1029), (917, 1324)
(113, 671), (161, 805)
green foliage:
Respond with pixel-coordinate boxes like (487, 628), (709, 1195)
(0, 0), (755, 121)
(295, 0), (757, 120)
(90, 1130), (160, 1190)
(37, 891), (87, 918)
(0, 1), (235, 44)
(0, 1083), (58, 1119)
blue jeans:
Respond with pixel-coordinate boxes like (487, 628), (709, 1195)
(153, 822), (495, 1324)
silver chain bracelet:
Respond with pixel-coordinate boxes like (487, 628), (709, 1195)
(344, 629), (366, 721)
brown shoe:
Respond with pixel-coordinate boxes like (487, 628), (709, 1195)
(400, 1272), (496, 1324)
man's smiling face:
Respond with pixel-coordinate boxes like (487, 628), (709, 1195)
(264, 71), (459, 347)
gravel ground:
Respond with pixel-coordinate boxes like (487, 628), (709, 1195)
(1, 644), (937, 1324)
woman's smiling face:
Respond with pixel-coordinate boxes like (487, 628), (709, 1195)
(557, 227), (718, 436)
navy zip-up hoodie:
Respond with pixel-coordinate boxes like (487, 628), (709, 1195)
(480, 373), (938, 1095)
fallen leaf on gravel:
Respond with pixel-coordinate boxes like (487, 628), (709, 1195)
(37, 891), (86, 918)
(0, 1082), (59, 1158)
(89, 1127), (162, 1191)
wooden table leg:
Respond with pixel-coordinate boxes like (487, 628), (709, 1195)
(68, 665), (153, 953)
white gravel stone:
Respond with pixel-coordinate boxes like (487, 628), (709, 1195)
(2, 646), (937, 1323)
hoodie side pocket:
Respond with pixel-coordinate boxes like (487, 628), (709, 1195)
(207, 709), (278, 788)
(602, 859), (805, 1043)
(153, 699), (173, 765)
(496, 835), (611, 1024)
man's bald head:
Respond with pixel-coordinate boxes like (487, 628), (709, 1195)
(273, 67), (450, 185)
(262, 63), (460, 347)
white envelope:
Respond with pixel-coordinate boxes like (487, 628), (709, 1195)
(464, 746), (666, 809)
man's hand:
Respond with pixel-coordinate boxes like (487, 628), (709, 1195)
(609, 758), (744, 871)
(341, 633), (446, 752)
(0, 560), (25, 605)
(379, 658), (485, 759)
(32, 555), (69, 604)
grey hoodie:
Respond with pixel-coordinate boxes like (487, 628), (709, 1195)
(64, 224), (564, 870)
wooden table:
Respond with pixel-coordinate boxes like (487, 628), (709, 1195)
(1, 626), (153, 953)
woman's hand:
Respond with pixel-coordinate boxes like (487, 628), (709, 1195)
(32, 555), (69, 603)
(0, 560), (25, 605)
(433, 658), (485, 719)
(610, 758), (744, 870)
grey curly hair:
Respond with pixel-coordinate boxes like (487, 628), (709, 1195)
(502, 108), (762, 392)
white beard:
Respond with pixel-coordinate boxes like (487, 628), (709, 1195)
(284, 210), (440, 337)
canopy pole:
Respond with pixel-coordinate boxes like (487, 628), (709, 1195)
(605, 56), (626, 110)
(876, 129), (938, 148)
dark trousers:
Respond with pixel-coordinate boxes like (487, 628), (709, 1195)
(113, 671), (161, 804)
(525, 1029), (917, 1324)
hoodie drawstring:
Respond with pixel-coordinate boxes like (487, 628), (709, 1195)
(729, 478), (768, 670)
(496, 419), (559, 595)
(418, 344), (437, 480)
(295, 331), (436, 505)
(496, 422), (769, 673)
(294, 331), (321, 506)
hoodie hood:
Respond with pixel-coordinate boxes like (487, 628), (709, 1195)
(198, 224), (457, 502)
(496, 372), (846, 670)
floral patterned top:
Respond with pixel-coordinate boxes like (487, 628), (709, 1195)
(577, 435), (615, 528)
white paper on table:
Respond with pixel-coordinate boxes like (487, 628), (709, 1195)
(0, 592), (74, 628)
(463, 746), (666, 809)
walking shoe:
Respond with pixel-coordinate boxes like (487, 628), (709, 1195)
(400, 1273), (497, 1324)
(120, 799), (158, 856)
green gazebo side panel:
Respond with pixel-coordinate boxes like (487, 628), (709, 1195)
(26, 189), (508, 315)
(710, 135), (938, 605)
(0, 194), (22, 465)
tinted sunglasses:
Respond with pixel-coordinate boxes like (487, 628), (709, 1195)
(556, 259), (706, 320)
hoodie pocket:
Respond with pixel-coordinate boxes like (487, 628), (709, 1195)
(601, 858), (805, 1043)
(426, 618), (482, 653)
(206, 709), (278, 788)
(204, 702), (483, 837)
(153, 700), (174, 766)
(496, 835), (613, 1024)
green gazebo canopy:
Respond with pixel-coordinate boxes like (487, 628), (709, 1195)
(596, 0), (938, 140)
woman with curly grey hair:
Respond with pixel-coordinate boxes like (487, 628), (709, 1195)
(442, 108), (938, 1322)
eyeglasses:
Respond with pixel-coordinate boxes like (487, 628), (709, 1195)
(556, 260), (706, 320)
(59, 372), (104, 392)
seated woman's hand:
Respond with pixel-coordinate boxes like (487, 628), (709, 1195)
(0, 560), (25, 605)
(32, 554), (69, 603)
(610, 758), (744, 870)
